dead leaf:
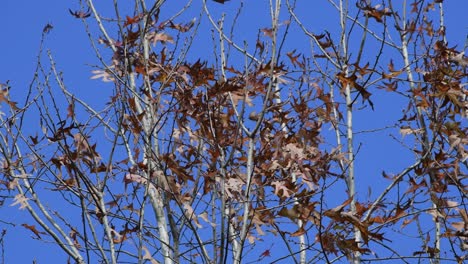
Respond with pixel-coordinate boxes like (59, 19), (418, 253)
(449, 52), (468, 67)
(278, 207), (300, 221)
(247, 233), (257, 244)
(224, 177), (244, 198)
(212, 0), (230, 3)
(271, 181), (293, 198)
(259, 249), (271, 258)
(168, 19), (196, 32)
(284, 143), (306, 160)
(91, 69), (115, 82)
(70, 228), (81, 249)
(125, 173), (147, 185)
(11, 194), (29, 210)
(184, 203), (201, 228)
(324, 197), (353, 218)
(337, 238), (370, 254)
(451, 222), (464, 231)
(21, 224), (47, 239)
(199, 212), (216, 227)
(290, 226), (306, 237)
(230, 92), (253, 107)
(400, 126), (422, 137)
(74, 133), (91, 153)
(67, 103), (75, 118)
(7, 178), (18, 190)
(148, 32), (174, 45)
(142, 246), (160, 264)
(287, 50), (304, 68)
(261, 28), (274, 38)
(123, 15), (143, 27)
(357, 3), (392, 23)
(69, 8), (91, 19)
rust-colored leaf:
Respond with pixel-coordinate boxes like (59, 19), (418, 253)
(336, 72), (354, 89)
(21, 224), (47, 239)
(70, 228), (81, 249)
(261, 28), (274, 38)
(287, 50), (304, 68)
(69, 8), (91, 19)
(0, 88), (19, 111)
(278, 207), (300, 221)
(123, 15), (142, 27)
(67, 103), (75, 118)
(149, 32), (174, 45)
(357, 2), (392, 23)
(324, 197), (353, 219)
(290, 226), (306, 237)
(405, 177), (427, 194)
(272, 181), (294, 198)
(259, 249), (271, 258)
(318, 233), (338, 255)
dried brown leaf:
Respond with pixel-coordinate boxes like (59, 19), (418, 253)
(91, 69), (115, 82)
(290, 226), (306, 237)
(142, 246), (160, 264)
(11, 194), (29, 210)
(184, 203), (202, 228)
(21, 223), (46, 239)
(451, 222), (465, 231)
(271, 181), (293, 198)
(148, 32), (174, 45)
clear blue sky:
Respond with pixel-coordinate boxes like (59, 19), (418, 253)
(1, 1), (467, 263)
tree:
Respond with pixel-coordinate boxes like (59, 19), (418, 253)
(1, 0), (466, 263)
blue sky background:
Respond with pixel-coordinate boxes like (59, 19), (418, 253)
(1, 0), (467, 263)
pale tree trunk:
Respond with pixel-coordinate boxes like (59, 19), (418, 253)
(127, 36), (174, 264)
(390, 1), (441, 262)
(87, 0), (174, 262)
(339, 1), (362, 263)
(216, 15), (241, 264)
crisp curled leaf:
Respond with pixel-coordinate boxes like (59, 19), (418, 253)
(142, 246), (160, 264)
(91, 69), (115, 82)
(284, 143), (306, 160)
(224, 177), (244, 199)
(124, 173), (147, 185)
(147, 32), (174, 45)
(291, 226), (306, 237)
(11, 194), (29, 210)
(21, 224), (47, 239)
(278, 207), (300, 221)
(69, 8), (91, 19)
(271, 181), (293, 198)
(184, 203), (202, 228)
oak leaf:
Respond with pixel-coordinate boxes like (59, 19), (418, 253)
(148, 32), (174, 45)
(11, 194), (29, 210)
(278, 207), (300, 221)
(123, 15), (142, 27)
(290, 226), (306, 237)
(259, 249), (271, 258)
(184, 203), (202, 228)
(91, 69), (115, 82)
(142, 246), (160, 264)
(21, 224), (47, 239)
(451, 222), (464, 231)
(69, 8), (91, 19)
(271, 181), (293, 198)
